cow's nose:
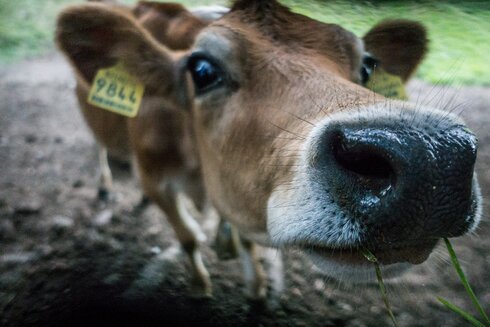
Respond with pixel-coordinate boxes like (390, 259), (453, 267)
(331, 128), (398, 193)
(317, 122), (478, 242)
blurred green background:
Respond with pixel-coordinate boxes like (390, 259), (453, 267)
(0, 0), (489, 85)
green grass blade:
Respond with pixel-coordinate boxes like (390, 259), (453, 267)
(362, 249), (399, 327)
(437, 297), (486, 327)
(444, 238), (490, 326)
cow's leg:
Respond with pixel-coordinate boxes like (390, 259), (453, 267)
(236, 232), (267, 300)
(178, 193), (236, 261)
(153, 184), (212, 297)
(213, 218), (240, 261)
(97, 145), (113, 202)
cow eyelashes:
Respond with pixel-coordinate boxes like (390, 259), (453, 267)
(187, 53), (224, 95)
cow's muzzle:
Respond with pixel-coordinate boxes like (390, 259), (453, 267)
(313, 112), (479, 247)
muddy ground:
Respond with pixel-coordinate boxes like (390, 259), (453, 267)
(0, 53), (489, 327)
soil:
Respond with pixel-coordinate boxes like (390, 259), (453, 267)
(0, 53), (489, 327)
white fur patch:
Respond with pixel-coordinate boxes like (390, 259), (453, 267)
(190, 5), (229, 23)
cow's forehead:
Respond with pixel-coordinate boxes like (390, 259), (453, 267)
(194, 2), (364, 82)
(224, 1), (361, 52)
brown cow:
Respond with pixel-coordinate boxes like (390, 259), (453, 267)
(77, 1), (217, 201)
(57, 0), (481, 298)
(58, 2), (230, 297)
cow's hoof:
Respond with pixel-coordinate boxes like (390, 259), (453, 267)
(245, 280), (267, 302)
(190, 279), (213, 299)
(97, 187), (115, 203)
(213, 220), (239, 261)
(131, 195), (150, 216)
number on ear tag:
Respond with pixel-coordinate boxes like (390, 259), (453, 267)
(365, 68), (408, 100)
(88, 62), (145, 117)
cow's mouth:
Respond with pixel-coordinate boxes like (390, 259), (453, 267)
(301, 240), (438, 266)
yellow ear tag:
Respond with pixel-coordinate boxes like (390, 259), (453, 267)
(88, 62), (145, 117)
(365, 68), (408, 100)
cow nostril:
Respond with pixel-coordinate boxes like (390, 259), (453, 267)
(332, 132), (395, 190)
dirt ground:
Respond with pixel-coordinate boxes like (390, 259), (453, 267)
(0, 53), (489, 327)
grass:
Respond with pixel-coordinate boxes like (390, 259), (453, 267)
(286, 0), (490, 86)
(0, 0), (72, 61)
(362, 248), (399, 327)
(437, 238), (490, 327)
(364, 239), (490, 327)
(0, 0), (489, 85)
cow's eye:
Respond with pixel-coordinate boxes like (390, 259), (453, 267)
(187, 54), (223, 94)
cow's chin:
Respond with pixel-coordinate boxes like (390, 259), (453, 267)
(266, 185), (438, 283)
(298, 241), (437, 283)
(306, 249), (413, 283)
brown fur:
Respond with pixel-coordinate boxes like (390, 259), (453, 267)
(133, 2), (207, 50)
(229, 0), (363, 82)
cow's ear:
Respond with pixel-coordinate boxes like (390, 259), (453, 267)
(363, 20), (428, 82)
(132, 1), (206, 50)
(56, 3), (190, 107)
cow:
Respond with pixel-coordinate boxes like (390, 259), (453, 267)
(75, 1), (221, 202)
(58, 2), (229, 297)
(56, 0), (481, 299)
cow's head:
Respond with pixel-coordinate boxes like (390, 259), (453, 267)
(57, 0), (481, 282)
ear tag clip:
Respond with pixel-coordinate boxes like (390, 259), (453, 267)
(88, 62), (145, 117)
(365, 68), (408, 100)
